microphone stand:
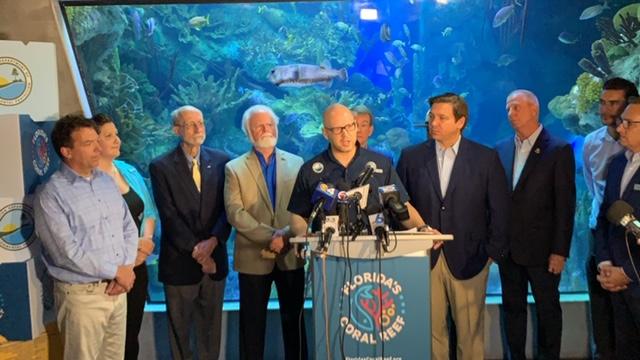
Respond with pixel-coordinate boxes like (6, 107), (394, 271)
(316, 211), (327, 252)
(350, 201), (367, 242)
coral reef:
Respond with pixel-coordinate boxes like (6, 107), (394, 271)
(553, 2), (640, 136)
(548, 73), (603, 136)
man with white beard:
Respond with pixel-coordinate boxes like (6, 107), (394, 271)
(224, 105), (307, 360)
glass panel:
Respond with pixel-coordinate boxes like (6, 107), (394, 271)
(59, 0), (640, 302)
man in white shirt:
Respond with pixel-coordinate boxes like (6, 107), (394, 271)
(583, 77), (638, 360)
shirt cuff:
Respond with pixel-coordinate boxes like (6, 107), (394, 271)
(597, 261), (612, 272)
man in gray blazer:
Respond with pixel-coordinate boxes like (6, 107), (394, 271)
(224, 105), (307, 360)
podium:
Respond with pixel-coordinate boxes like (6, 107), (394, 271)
(292, 232), (452, 359)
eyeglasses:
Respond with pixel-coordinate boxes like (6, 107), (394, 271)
(176, 121), (205, 130)
(325, 122), (356, 135)
(251, 122), (275, 132)
(616, 117), (640, 129)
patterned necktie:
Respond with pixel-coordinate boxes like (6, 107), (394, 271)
(192, 158), (201, 192)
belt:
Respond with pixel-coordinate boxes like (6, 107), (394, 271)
(56, 279), (111, 286)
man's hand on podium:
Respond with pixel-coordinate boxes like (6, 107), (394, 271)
(418, 225), (443, 249)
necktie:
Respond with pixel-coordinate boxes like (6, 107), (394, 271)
(192, 158), (201, 192)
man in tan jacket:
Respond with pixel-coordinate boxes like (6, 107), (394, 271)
(224, 105), (307, 360)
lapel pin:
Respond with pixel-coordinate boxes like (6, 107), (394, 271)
(534, 148), (540, 154)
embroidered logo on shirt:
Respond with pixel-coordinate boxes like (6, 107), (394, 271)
(312, 162), (324, 174)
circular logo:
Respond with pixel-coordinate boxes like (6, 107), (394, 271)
(0, 203), (36, 251)
(0, 57), (33, 106)
(32, 129), (50, 176)
(340, 272), (406, 344)
(312, 162), (324, 174)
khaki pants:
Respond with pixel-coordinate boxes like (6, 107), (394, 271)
(54, 281), (127, 360)
(431, 254), (490, 360)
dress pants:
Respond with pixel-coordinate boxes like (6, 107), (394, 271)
(239, 266), (307, 360)
(611, 290), (640, 360)
(586, 255), (615, 360)
(164, 275), (226, 360)
(499, 257), (562, 360)
(431, 254), (490, 360)
(54, 280), (127, 360)
(125, 264), (149, 360)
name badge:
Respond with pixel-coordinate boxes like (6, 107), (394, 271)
(634, 184), (640, 191)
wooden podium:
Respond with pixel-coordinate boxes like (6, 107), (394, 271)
(291, 231), (452, 359)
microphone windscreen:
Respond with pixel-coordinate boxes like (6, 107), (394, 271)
(607, 200), (635, 225)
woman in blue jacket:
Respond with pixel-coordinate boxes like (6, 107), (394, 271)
(93, 113), (159, 360)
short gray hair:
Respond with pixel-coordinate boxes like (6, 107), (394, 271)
(241, 105), (279, 142)
(171, 105), (203, 125)
(507, 89), (539, 110)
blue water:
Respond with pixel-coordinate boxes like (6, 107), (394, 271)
(0, 82), (26, 100)
(60, 0), (640, 301)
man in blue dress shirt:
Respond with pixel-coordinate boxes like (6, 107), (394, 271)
(34, 114), (138, 359)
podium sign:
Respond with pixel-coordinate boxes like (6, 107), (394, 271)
(313, 254), (430, 359)
(293, 232), (452, 359)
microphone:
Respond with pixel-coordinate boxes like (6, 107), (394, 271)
(308, 182), (337, 231)
(320, 215), (339, 250)
(369, 212), (389, 251)
(607, 200), (640, 241)
(379, 184), (409, 221)
(336, 180), (351, 235)
(354, 162), (377, 188)
(345, 185), (370, 209)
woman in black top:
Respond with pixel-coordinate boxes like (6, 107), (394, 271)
(93, 114), (159, 360)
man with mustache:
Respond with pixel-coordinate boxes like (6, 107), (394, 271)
(224, 105), (307, 360)
(150, 105), (231, 360)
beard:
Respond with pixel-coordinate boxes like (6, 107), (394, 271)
(254, 135), (277, 148)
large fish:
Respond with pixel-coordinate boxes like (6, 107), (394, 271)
(493, 4), (515, 28)
(579, 3), (608, 20)
(268, 63), (348, 87)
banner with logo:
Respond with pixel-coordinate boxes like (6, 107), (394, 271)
(0, 41), (58, 122)
(0, 115), (59, 199)
(0, 257), (54, 341)
(312, 255), (430, 359)
(0, 196), (39, 263)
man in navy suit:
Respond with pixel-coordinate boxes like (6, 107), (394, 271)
(396, 93), (509, 360)
(595, 98), (640, 360)
(495, 90), (576, 360)
(149, 105), (230, 360)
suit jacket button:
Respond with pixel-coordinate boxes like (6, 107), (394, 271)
(441, 206), (445, 211)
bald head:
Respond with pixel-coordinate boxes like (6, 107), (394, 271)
(323, 103), (353, 126)
(322, 103), (357, 155)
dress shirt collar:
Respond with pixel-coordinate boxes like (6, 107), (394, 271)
(514, 124), (543, 149)
(435, 135), (462, 156)
(59, 162), (105, 184)
(254, 148), (275, 164)
(182, 146), (201, 167)
(625, 150), (640, 163)
(603, 127), (619, 143)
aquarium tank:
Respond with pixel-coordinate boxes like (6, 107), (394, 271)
(58, 0), (640, 303)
